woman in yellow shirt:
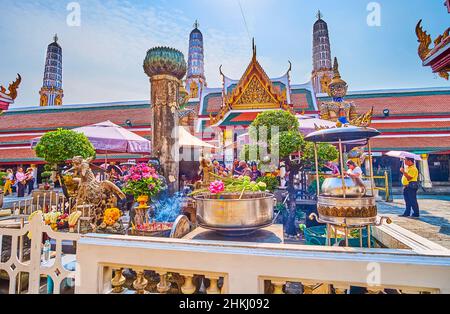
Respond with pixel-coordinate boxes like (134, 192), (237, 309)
(3, 169), (14, 196)
(399, 158), (420, 218)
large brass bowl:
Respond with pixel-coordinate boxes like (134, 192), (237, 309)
(193, 192), (276, 236)
(321, 177), (366, 197)
(317, 195), (378, 225)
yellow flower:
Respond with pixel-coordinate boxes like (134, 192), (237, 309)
(103, 208), (121, 226)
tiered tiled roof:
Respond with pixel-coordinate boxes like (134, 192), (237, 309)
(0, 101), (151, 164)
(318, 87), (450, 153)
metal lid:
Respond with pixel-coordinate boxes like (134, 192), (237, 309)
(304, 126), (381, 143)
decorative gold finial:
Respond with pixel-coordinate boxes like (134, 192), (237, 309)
(0, 74), (22, 100)
(252, 38), (256, 58)
(415, 20), (432, 61)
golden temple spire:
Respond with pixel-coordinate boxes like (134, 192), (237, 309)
(252, 38), (256, 59)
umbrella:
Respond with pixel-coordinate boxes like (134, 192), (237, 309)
(385, 151), (422, 161)
(31, 121), (151, 163)
(178, 127), (216, 149)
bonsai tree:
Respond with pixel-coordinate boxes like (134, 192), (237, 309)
(243, 110), (338, 235)
(34, 128), (96, 197)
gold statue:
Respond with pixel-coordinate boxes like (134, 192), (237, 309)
(319, 58), (358, 123)
(320, 74), (331, 95)
(65, 156), (126, 229)
(190, 81), (199, 98)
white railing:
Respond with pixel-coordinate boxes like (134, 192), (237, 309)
(11, 190), (75, 216)
(1, 215), (450, 294)
(75, 232), (450, 294)
(0, 213), (80, 294)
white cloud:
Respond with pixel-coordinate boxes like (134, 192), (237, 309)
(0, 0), (261, 107)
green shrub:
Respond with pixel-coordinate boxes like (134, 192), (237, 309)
(256, 176), (279, 192)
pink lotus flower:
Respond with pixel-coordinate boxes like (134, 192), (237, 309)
(209, 180), (225, 194)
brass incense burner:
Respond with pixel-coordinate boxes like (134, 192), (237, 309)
(305, 126), (391, 247)
(193, 192), (276, 236)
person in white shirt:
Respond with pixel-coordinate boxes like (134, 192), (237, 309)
(346, 160), (362, 178)
(346, 160), (366, 191)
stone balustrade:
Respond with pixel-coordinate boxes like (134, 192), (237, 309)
(1, 213), (450, 294)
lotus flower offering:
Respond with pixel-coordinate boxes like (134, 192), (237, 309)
(192, 176), (275, 236)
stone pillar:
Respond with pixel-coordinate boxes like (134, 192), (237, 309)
(420, 154), (433, 188)
(144, 47), (187, 195)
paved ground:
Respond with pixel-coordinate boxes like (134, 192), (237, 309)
(377, 195), (450, 249)
(3, 193), (450, 249)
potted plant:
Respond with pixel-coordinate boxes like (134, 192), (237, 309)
(122, 163), (163, 232)
(40, 171), (53, 190)
(34, 128), (96, 198)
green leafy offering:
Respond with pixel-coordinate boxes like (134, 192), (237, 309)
(191, 175), (268, 196)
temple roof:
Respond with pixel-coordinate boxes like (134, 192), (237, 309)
(0, 87), (449, 164)
(208, 46), (293, 126)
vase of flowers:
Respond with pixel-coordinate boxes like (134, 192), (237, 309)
(122, 164), (163, 231)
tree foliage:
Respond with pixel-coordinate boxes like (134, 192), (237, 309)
(243, 110), (338, 168)
(251, 110), (299, 139)
(303, 142), (339, 169)
(273, 131), (305, 159)
(35, 129), (96, 166)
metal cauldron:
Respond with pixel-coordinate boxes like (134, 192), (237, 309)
(321, 177), (366, 197)
(193, 192), (276, 236)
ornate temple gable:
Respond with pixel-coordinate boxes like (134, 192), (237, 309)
(224, 48), (286, 110)
(210, 43), (292, 126)
(232, 75), (280, 109)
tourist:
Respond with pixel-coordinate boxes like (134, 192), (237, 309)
(399, 158), (420, 218)
(232, 159), (240, 176)
(217, 166), (227, 177)
(15, 167), (27, 198)
(346, 160), (362, 179)
(242, 162), (252, 178)
(212, 160), (221, 175)
(250, 162), (261, 182)
(325, 161), (340, 177)
(2, 169), (14, 196)
(233, 161), (247, 177)
(26, 167), (35, 195)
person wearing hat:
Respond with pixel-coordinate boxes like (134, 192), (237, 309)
(25, 167), (35, 195)
(399, 158), (420, 218)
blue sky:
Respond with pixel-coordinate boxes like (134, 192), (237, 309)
(0, 0), (449, 107)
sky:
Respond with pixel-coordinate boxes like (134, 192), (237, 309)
(0, 0), (449, 108)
